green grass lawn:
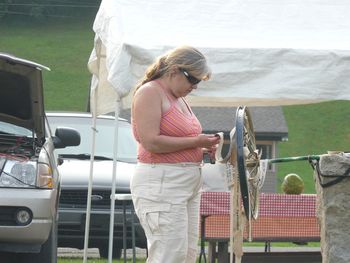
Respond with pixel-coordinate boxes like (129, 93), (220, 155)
(0, 18), (94, 111)
(277, 100), (350, 193)
(1, 17), (349, 192)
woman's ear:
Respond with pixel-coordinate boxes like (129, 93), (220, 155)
(169, 65), (179, 77)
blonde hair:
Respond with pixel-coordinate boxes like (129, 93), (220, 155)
(134, 45), (211, 92)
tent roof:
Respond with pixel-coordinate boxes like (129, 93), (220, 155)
(89, 0), (350, 115)
(95, 0), (350, 50)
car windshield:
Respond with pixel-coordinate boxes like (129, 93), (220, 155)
(0, 121), (32, 137)
(47, 115), (137, 163)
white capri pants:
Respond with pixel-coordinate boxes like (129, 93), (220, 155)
(130, 162), (203, 263)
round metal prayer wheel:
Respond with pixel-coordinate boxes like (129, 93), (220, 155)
(235, 106), (260, 220)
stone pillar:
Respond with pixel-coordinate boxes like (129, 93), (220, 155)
(313, 153), (350, 263)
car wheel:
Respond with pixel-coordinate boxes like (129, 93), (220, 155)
(99, 246), (122, 259)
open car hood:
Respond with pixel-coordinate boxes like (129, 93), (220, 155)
(0, 53), (50, 141)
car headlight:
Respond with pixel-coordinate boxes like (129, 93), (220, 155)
(37, 150), (54, 189)
(37, 162), (53, 188)
(0, 160), (37, 188)
(0, 151), (53, 188)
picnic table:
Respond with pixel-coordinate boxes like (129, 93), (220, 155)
(199, 192), (320, 263)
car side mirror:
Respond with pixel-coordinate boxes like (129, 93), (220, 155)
(53, 127), (81, 149)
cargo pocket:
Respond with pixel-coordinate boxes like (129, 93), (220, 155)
(140, 204), (171, 235)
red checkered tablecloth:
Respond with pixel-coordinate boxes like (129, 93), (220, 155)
(200, 192), (320, 241)
(259, 193), (316, 217)
(200, 191), (230, 216)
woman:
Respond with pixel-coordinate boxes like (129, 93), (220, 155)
(131, 45), (220, 263)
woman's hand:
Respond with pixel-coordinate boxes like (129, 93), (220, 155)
(201, 134), (220, 163)
(197, 134), (220, 149)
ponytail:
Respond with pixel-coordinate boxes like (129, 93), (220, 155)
(134, 56), (168, 93)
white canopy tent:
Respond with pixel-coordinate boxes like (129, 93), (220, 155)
(90, 0), (350, 114)
(85, 0), (350, 262)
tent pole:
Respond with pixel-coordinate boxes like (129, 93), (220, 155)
(108, 100), (120, 263)
(83, 112), (97, 263)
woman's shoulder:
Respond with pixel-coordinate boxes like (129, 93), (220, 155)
(134, 81), (162, 101)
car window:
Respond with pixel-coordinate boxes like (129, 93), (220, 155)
(47, 115), (137, 162)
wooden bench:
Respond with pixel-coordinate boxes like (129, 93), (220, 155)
(199, 192), (320, 263)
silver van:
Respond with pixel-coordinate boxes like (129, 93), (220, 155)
(0, 53), (80, 263)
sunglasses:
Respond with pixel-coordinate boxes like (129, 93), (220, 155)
(180, 68), (201, 85)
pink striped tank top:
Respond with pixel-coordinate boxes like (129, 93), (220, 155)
(132, 81), (203, 163)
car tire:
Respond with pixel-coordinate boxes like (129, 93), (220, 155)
(99, 246), (122, 259)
